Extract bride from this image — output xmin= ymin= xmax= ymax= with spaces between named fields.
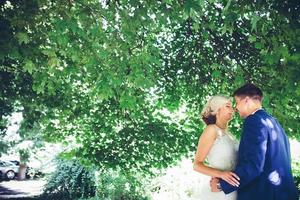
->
xmin=193 ymin=95 xmax=239 ymax=200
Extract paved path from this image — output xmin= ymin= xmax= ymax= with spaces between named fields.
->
xmin=0 ymin=179 xmax=46 ymax=199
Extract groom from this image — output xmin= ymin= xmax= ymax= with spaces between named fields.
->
xmin=211 ymin=83 xmax=299 ymax=200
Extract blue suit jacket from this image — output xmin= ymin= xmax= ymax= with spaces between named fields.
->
xmin=220 ymin=109 xmax=298 ymax=200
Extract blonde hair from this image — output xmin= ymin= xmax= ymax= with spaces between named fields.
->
xmin=201 ymin=95 xmax=231 ymax=124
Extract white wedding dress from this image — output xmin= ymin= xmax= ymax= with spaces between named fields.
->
xmin=193 ymin=125 xmax=239 ymax=200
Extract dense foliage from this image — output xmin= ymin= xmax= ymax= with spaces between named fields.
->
xmin=41 ymin=159 xmax=150 ymax=200
xmin=42 ymin=159 xmax=96 ymax=200
xmin=1 ymin=0 xmax=299 ymax=172
xmin=95 ymin=168 xmax=150 ymax=200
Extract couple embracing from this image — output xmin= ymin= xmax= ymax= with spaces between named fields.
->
xmin=194 ymin=83 xmax=299 ymax=200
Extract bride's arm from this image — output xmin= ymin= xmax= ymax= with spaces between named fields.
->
xmin=193 ymin=125 xmax=219 ymax=176
xmin=193 ymin=125 xmax=239 ymax=186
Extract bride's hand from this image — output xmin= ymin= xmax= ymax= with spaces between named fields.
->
xmin=218 ymin=171 xmax=240 ymax=187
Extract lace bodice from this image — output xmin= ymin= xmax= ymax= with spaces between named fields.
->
xmin=206 ymin=126 xmax=238 ymax=171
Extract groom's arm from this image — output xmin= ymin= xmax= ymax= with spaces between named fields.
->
xmin=220 ymin=116 xmax=268 ymax=194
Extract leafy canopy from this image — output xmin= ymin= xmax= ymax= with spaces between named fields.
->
xmin=1 ymin=0 xmax=299 ymax=171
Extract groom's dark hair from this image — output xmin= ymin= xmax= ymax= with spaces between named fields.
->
xmin=233 ymin=83 xmax=263 ymax=101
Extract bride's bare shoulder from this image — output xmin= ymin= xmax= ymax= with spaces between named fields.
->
xmin=204 ymin=124 xmax=216 ymax=131
xmin=201 ymin=124 xmax=217 ymax=137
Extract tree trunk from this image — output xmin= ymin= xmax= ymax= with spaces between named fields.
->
xmin=18 ymin=164 xmax=27 ymax=180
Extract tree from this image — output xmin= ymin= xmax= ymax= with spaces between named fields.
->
xmin=0 ymin=0 xmax=299 ymax=173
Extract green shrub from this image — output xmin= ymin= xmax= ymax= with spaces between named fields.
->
xmin=41 ymin=159 xmax=150 ymax=200
xmin=292 ymin=159 xmax=300 ymax=194
xmin=41 ymin=159 xmax=96 ymax=200
xmin=94 ymin=169 xmax=151 ymax=200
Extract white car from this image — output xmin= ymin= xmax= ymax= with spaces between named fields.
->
xmin=0 ymin=160 xmax=19 ymax=180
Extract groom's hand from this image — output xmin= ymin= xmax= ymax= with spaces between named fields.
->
xmin=210 ymin=177 xmax=221 ymax=192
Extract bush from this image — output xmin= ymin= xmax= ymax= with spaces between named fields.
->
xmin=94 ymin=168 xmax=151 ymax=200
xmin=41 ymin=159 xmax=150 ymax=200
xmin=292 ymin=160 xmax=300 ymax=194
xmin=41 ymin=159 xmax=96 ymax=200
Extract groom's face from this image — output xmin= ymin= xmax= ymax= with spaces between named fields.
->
xmin=234 ymin=96 xmax=248 ymax=118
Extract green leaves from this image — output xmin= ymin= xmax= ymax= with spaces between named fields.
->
xmin=119 ymin=91 xmax=137 ymax=110
xmin=212 ymin=70 xmax=221 ymax=78
xmin=1 ymin=0 xmax=300 ymax=176
xmin=183 ymin=0 xmax=204 ymax=19
xmin=16 ymin=32 xmax=30 ymax=44
xmin=254 ymin=42 xmax=263 ymax=49
xmin=251 ymin=14 xmax=260 ymax=32
xmin=224 ymin=0 xmax=232 ymax=11
xmin=24 ymin=59 xmax=34 ymax=74
xmin=248 ymin=35 xmax=256 ymax=43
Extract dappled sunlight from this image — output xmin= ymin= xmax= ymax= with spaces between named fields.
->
xmin=271 ymin=130 xmax=278 ymax=141
xmin=290 ymin=139 xmax=300 ymax=160
xmin=3 ymin=113 xmax=23 ymax=142
xmin=268 ymin=170 xmax=281 ymax=186
xmin=150 ymin=158 xmax=210 ymax=200
xmin=0 ymin=180 xmax=46 ymax=199
xmin=261 ymin=118 xmax=274 ymax=129
xmin=261 ymin=140 xmax=267 ymax=151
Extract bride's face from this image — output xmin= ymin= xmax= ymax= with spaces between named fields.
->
xmin=217 ymin=101 xmax=234 ymax=121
